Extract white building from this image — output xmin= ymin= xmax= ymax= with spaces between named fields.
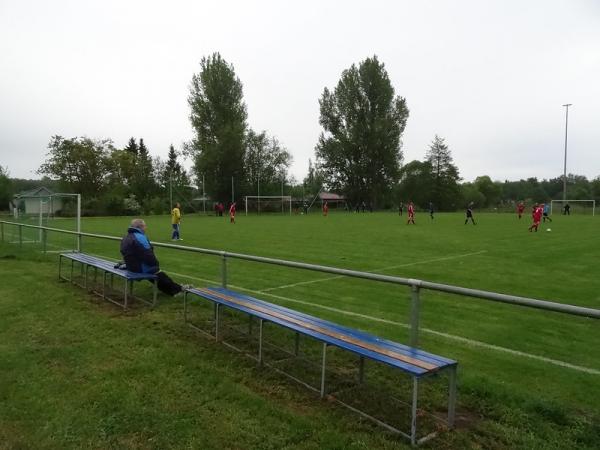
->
xmin=14 ymin=187 xmax=63 ymax=215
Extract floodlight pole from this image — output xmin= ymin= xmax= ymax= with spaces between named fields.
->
xmin=562 ymin=103 xmax=572 ymax=201
xmin=169 ymin=172 xmax=173 ymax=209
xmin=202 ymin=174 xmax=206 ymax=214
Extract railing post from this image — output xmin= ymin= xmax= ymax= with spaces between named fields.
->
xmin=221 ymin=252 xmax=227 ymax=288
xmin=77 ymin=233 xmax=82 ymax=252
xmin=42 ymin=229 xmax=47 ymax=254
xmin=18 ymin=224 xmax=22 ymax=248
xmin=410 ymin=282 xmax=420 ymax=348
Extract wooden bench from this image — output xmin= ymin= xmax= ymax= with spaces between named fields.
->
xmin=59 ymin=252 xmax=158 ymax=309
xmin=184 ymin=286 xmax=457 ymax=445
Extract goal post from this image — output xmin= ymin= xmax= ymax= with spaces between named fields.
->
xmin=550 ymin=199 xmax=595 ymax=216
xmin=11 ymin=193 xmax=81 ymax=248
xmin=244 ymin=196 xmax=292 ymax=215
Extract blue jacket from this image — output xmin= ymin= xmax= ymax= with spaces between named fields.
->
xmin=120 ymin=227 xmax=159 ymax=274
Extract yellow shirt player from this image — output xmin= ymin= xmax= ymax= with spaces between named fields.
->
xmin=171 ymin=202 xmax=182 ymax=240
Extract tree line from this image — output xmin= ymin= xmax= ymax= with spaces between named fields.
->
xmin=1 ymin=52 xmax=599 ymax=214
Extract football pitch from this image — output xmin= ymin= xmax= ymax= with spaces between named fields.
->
xmin=1 ymin=211 xmax=599 ymax=448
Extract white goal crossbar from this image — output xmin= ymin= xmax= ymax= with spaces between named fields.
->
xmin=244 ymin=196 xmax=292 ymax=215
xmin=550 ymin=199 xmax=595 ymax=216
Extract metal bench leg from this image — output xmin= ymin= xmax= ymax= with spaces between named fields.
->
xmin=70 ymin=259 xmax=74 ymax=284
xmin=123 ymin=278 xmax=128 ymax=310
xmin=215 ymin=303 xmax=221 ymax=341
xmin=258 ymin=319 xmax=263 ymax=365
xmin=359 ymin=356 xmax=365 ymax=384
xmin=320 ymin=343 xmax=327 ymax=398
xmin=152 ymin=281 xmax=158 ymax=307
xmin=448 ymin=366 xmax=457 ymax=428
xmin=84 ymin=264 xmax=89 ymax=289
xmin=102 ymin=271 xmax=107 ymax=299
xmin=183 ymin=290 xmax=188 ymax=322
xmin=411 ymin=377 xmax=418 ymax=446
xmin=58 ymin=255 xmax=63 ymax=281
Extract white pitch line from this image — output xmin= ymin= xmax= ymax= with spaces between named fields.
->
xmin=167 ymin=271 xmax=600 ymax=376
xmin=261 ymin=250 xmax=488 ymax=292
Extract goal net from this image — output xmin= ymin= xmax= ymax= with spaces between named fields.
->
xmin=11 ymin=193 xmax=81 ymax=249
xmin=244 ymin=196 xmax=292 ymax=215
xmin=550 ymin=199 xmax=595 ymax=216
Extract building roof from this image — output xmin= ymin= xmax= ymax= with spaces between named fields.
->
xmin=14 ymin=187 xmax=55 ymax=198
xmin=319 ymin=192 xmax=345 ymax=201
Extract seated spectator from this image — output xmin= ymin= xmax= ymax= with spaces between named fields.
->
xmin=120 ymin=218 xmax=185 ymax=296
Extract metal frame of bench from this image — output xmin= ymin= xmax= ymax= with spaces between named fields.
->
xmin=184 ymin=286 xmax=457 ymax=446
xmin=58 ymin=252 xmax=158 ymax=309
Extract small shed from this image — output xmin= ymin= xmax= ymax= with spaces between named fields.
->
xmin=14 ymin=187 xmax=63 ymax=215
xmin=319 ymin=192 xmax=346 ymax=209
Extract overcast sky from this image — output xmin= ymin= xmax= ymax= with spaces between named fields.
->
xmin=1 ymin=0 xmax=599 ymax=184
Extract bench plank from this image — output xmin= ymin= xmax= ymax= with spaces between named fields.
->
xmin=188 ymin=287 xmax=456 ymax=376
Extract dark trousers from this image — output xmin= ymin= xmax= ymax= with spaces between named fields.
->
xmin=153 ymin=271 xmax=181 ymax=296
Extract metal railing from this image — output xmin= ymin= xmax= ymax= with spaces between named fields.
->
xmin=1 ymin=219 xmax=599 ymax=349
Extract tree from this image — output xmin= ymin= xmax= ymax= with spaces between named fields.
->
xmin=161 ymin=144 xmax=191 ymax=205
xmin=303 ymin=158 xmax=326 ymax=200
xmin=474 ymin=176 xmax=502 ymax=207
xmin=244 ymin=130 xmax=292 ymax=195
xmin=396 ymin=160 xmax=433 ymax=208
xmin=426 ymin=135 xmax=461 ymax=210
xmin=315 ymin=55 xmax=409 ymax=208
xmin=124 ymin=137 xmax=138 ymax=156
xmin=0 ymin=166 xmax=13 ymax=210
xmin=131 ymin=138 xmax=156 ymax=206
xmin=188 ymin=52 xmax=247 ymax=202
xmin=38 ymin=136 xmax=111 ymax=198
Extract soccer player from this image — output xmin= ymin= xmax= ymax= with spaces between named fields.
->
xmin=465 ymin=205 xmax=476 ymax=225
xmin=322 ymin=201 xmax=329 ymax=216
xmin=542 ymin=203 xmax=552 ymax=222
xmin=528 ymin=204 xmax=543 ymax=232
xmin=429 ymin=202 xmax=434 ymax=220
xmin=171 ymin=202 xmax=182 ymax=241
xmin=517 ymin=201 xmax=525 ymax=219
xmin=563 ymin=203 xmax=571 ymax=215
xmin=407 ymin=201 xmax=415 ymax=225
xmin=229 ymin=201 xmax=236 ymax=224
xmin=398 ymin=202 xmax=404 ymax=216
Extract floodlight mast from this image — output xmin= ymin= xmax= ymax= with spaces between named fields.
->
xmin=562 ymin=103 xmax=572 ymax=201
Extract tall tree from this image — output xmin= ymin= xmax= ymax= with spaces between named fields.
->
xmin=426 ymin=135 xmax=461 ymax=210
xmin=124 ymin=137 xmax=138 ymax=156
xmin=315 ymin=55 xmax=409 ymax=207
xmin=131 ymin=138 xmax=156 ymax=205
xmin=162 ymin=144 xmax=191 ymax=196
xmin=38 ymin=136 xmax=111 ymax=198
xmin=188 ymin=52 xmax=247 ymax=202
xmin=244 ymin=130 xmax=292 ymax=194
xmin=396 ymin=160 xmax=434 ymax=208
xmin=0 ymin=166 xmax=13 ymax=210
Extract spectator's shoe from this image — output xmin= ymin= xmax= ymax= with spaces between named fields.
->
xmin=178 ymin=238 xmax=184 ymax=241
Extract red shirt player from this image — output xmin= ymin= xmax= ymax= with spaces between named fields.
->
xmin=517 ymin=202 xmax=525 ymax=219
xmin=528 ymin=204 xmax=543 ymax=232
xmin=322 ymin=201 xmax=329 ymax=216
xmin=229 ymin=202 xmax=236 ymax=224
xmin=407 ymin=201 xmax=415 ymax=225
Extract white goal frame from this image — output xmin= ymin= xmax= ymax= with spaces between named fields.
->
xmin=244 ymin=196 xmax=292 ymax=215
xmin=14 ymin=193 xmax=81 ymax=246
xmin=550 ymin=199 xmax=595 ymax=216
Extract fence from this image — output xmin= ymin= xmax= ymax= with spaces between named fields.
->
xmin=1 ymin=219 xmax=599 ymax=351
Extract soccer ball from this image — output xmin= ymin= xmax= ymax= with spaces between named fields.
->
xmin=546 ymin=228 xmax=552 ymax=232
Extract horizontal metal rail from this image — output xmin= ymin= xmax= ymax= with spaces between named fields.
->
xmin=2 ymin=220 xmax=600 ymax=320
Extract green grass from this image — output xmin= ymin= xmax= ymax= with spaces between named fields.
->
xmin=1 ymin=211 xmax=599 ymax=449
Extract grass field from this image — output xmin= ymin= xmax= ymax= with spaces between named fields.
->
xmin=1 ymin=211 xmax=599 ymax=449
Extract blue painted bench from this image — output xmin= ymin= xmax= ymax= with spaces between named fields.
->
xmin=59 ymin=252 xmax=157 ymax=309
xmin=184 ymin=286 xmax=457 ymax=445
